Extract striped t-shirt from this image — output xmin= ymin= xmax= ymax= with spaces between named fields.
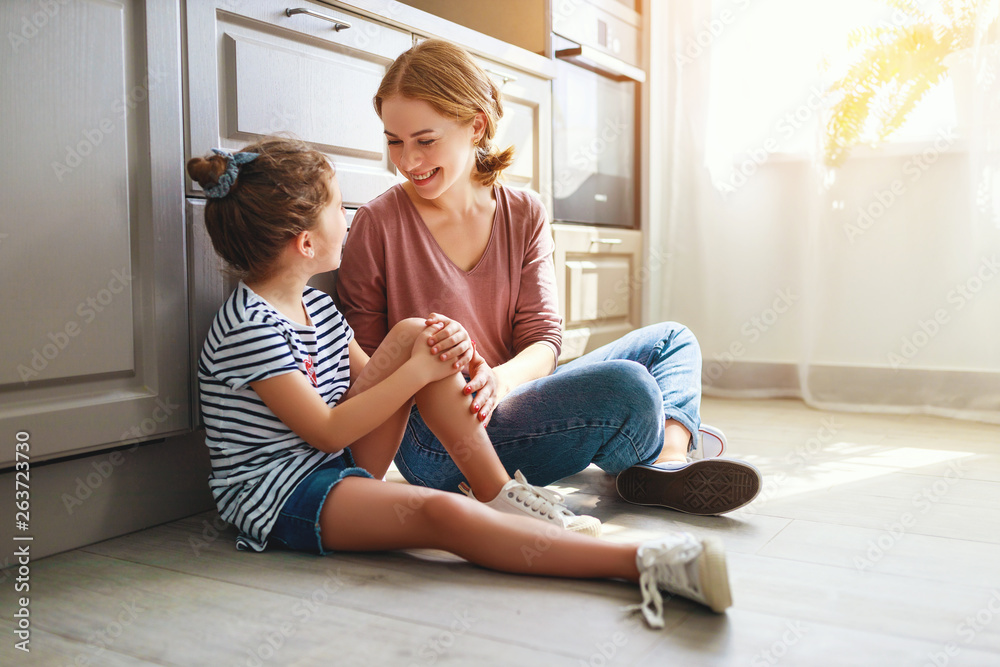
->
xmin=198 ymin=281 xmax=353 ymax=551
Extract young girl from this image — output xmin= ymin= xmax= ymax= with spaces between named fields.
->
xmin=187 ymin=136 xmax=732 ymax=629
xmin=337 ymin=38 xmax=762 ymax=516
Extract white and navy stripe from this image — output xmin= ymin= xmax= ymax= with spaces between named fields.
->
xmin=199 ymin=282 xmax=353 ymax=551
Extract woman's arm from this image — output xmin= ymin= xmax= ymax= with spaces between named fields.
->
xmin=251 ymin=336 xmax=455 ymax=454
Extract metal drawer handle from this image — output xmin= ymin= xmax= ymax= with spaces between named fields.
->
xmin=591 ymin=238 xmax=623 ymax=246
xmin=285 ymin=7 xmax=352 ymax=31
xmin=485 ymin=68 xmax=518 ymax=85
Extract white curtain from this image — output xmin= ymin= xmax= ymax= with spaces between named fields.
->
xmin=650 ymin=0 xmax=1000 ymax=424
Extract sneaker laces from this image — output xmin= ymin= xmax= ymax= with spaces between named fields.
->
xmin=509 ymin=470 xmax=573 ymax=520
xmin=628 ymin=535 xmax=703 ymax=628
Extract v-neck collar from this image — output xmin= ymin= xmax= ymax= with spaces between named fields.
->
xmin=395 ymin=184 xmax=500 ymax=276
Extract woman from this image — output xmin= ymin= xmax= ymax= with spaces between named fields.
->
xmin=337 ymin=39 xmax=761 ymax=516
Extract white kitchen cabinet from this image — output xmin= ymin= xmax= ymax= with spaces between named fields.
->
xmin=0 ymin=0 xmax=190 ymax=465
xmin=552 ymin=224 xmax=643 ymax=361
xmin=185 ymin=0 xmax=413 ymax=207
xmin=474 ymin=56 xmax=553 ymax=213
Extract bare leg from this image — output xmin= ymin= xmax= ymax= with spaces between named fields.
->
xmin=415 ymin=374 xmax=509 ymax=501
xmin=344 ymin=319 xmax=427 ymax=478
xmin=346 ymin=318 xmax=514 ymax=497
xmin=321 ymin=477 xmax=638 ymax=580
xmin=653 ymin=419 xmax=692 ymax=464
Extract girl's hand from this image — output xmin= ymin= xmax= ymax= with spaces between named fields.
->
xmin=423 ymin=313 xmax=475 ymax=371
xmin=463 ymin=353 xmax=507 ymax=427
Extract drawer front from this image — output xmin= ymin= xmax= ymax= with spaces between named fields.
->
xmin=553 ymin=225 xmax=643 ymax=361
xmin=187 ymin=1 xmax=412 ymax=205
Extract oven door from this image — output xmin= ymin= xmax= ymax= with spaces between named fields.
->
xmin=552 ymin=49 xmax=641 ymax=228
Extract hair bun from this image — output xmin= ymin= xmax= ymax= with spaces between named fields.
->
xmin=186 ymin=154 xmax=228 ymax=190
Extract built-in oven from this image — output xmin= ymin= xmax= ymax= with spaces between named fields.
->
xmin=551 ymin=0 xmax=645 ymax=229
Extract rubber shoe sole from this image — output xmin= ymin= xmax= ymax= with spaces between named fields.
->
xmin=698 ymin=537 xmax=733 ymax=612
xmin=616 ymin=459 xmax=762 ymax=515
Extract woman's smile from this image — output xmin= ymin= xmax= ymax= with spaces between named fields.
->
xmin=410 ymin=167 xmax=440 ymax=184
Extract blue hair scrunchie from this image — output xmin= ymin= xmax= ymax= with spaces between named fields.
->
xmin=204 ymin=148 xmax=260 ymax=198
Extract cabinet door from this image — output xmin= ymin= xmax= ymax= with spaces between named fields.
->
xmin=186 ymin=1 xmax=412 ymax=207
xmin=0 ymin=0 xmax=189 ymax=465
xmin=552 ymin=225 xmax=643 ymax=361
xmin=475 ymin=57 xmax=553 ymax=213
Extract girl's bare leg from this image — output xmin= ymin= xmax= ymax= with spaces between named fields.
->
xmin=414 ymin=375 xmax=510 ymax=501
xmin=347 ymin=318 xmax=512 ymax=499
xmin=320 ymin=477 xmax=639 ymax=580
xmin=345 ymin=319 xmax=428 ymax=478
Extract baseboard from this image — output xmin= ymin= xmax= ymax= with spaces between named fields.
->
xmin=703 ymin=361 xmax=1000 ymax=422
xmin=0 ymin=430 xmax=215 ymax=566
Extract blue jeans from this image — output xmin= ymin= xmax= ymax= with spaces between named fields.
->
xmin=393 ymin=322 xmax=702 ymax=491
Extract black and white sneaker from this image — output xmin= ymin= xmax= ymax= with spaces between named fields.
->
xmin=616 ymin=458 xmax=762 ymax=515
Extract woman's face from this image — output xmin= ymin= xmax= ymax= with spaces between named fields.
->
xmin=380 ymin=95 xmax=483 ymax=200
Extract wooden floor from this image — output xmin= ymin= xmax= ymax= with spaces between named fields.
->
xmin=3 ymin=397 xmax=1000 ymax=666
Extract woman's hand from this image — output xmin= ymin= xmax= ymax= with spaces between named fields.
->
xmin=423 ymin=313 xmax=475 ymax=371
xmin=463 ymin=353 xmax=508 ymax=427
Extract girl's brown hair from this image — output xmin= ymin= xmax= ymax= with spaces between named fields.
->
xmin=374 ymin=39 xmax=515 ymax=187
xmin=186 ymin=137 xmax=333 ymax=282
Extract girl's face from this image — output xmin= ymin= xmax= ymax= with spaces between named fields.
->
xmin=380 ymin=96 xmax=483 ymax=200
xmin=312 ymin=173 xmax=348 ymax=271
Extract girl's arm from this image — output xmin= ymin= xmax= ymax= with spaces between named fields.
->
xmin=251 ymin=335 xmax=454 ymax=454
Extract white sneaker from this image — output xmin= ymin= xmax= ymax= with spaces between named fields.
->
xmin=460 ymin=470 xmax=602 ymax=537
xmin=630 ymin=532 xmax=731 ymax=628
xmin=690 ymin=424 xmax=727 ymax=459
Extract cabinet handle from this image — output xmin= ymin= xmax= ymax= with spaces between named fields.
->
xmin=591 ymin=238 xmax=623 ymax=246
xmin=285 ymin=7 xmax=352 ymax=31
xmin=485 ymin=68 xmax=518 ymax=85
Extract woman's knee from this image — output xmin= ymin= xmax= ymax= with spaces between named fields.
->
xmin=591 ymin=360 xmax=660 ymax=406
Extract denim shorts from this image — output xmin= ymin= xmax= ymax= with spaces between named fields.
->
xmin=268 ymin=449 xmax=372 ymax=555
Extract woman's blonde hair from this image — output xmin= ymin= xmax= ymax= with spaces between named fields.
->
xmin=374 ymin=39 xmax=515 ymax=187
